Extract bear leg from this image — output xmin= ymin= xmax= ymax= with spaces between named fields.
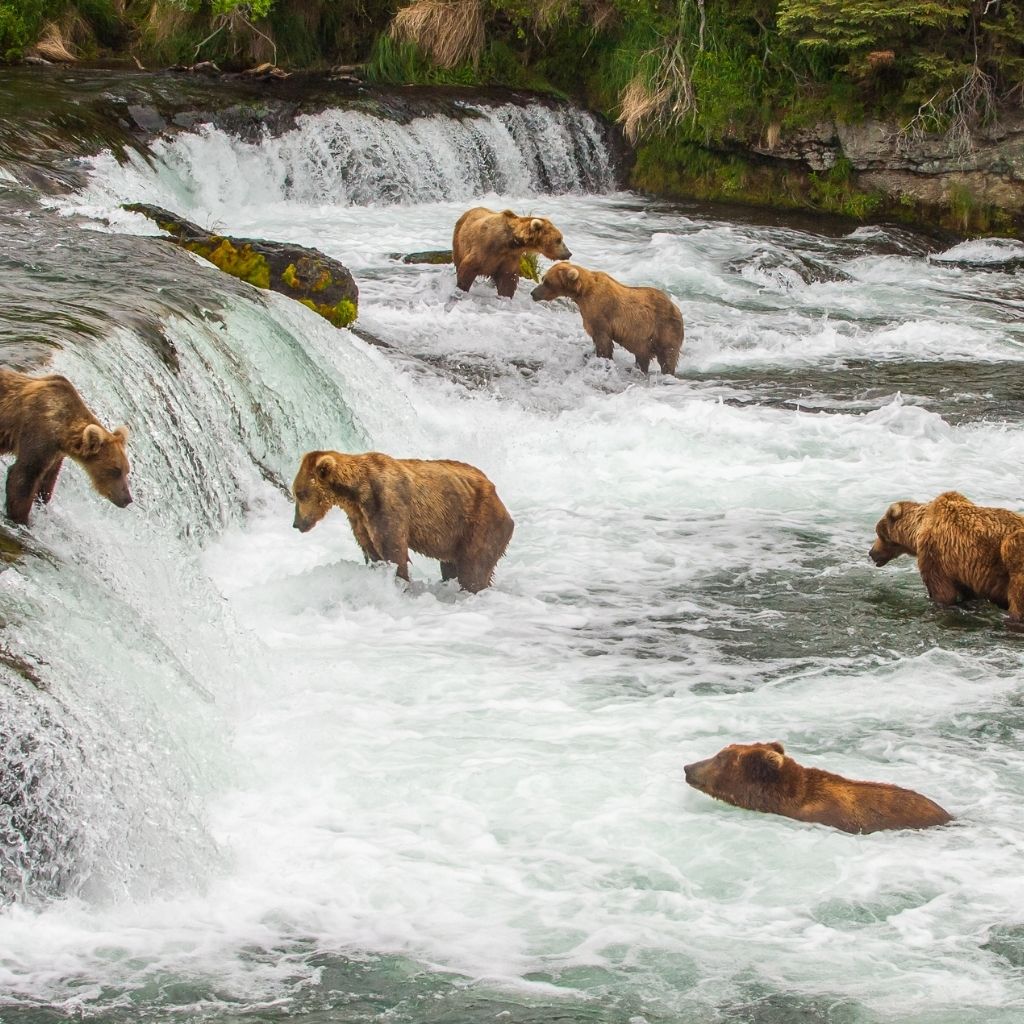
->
xmin=1001 ymin=532 xmax=1024 ymax=621
xmin=656 ymin=341 xmax=680 ymax=375
xmin=440 ymin=561 xmax=458 ymax=582
xmin=456 ymin=508 xmax=514 ymax=593
xmin=37 ymin=457 xmax=63 ymax=504
xmin=347 ymin=515 xmax=383 ymax=564
xmin=456 ymin=263 xmax=479 ymax=292
xmin=366 ymin=516 xmax=411 ymax=582
xmin=5 ymin=457 xmax=48 ymax=526
xmin=917 ymin=553 xmax=960 ymax=606
xmin=633 ymin=352 xmax=651 ymax=374
xmin=591 ymin=333 xmax=614 ymax=360
xmin=493 ymin=272 xmax=518 ymax=299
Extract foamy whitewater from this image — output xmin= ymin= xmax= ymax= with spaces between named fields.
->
xmin=3 ymin=99 xmax=1024 ymax=1023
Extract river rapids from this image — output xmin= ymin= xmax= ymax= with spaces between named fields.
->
xmin=0 ymin=74 xmax=1023 ymax=1024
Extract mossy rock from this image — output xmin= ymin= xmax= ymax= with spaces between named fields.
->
xmin=123 ymin=203 xmax=359 ymax=328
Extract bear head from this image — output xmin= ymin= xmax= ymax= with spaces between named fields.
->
xmin=292 ymin=451 xmax=363 ymax=532
xmin=684 ymin=741 xmax=787 ymax=811
xmin=531 ymin=262 xmax=583 ymax=303
xmin=72 ymin=423 xmax=132 ymax=508
xmin=507 ymin=213 xmax=571 ymax=261
xmin=869 ymin=500 xmax=923 ymax=566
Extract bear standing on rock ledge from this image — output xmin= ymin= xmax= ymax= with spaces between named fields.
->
xmin=292 ymin=450 xmax=514 ymax=593
xmin=0 ymin=368 xmax=132 ymax=526
xmin=685 ymin=742 xmax=952 ymax=834
xmin=452 ymin=207 xmax=571 ymax=298
xmin=870 ymin=490 xmax=1024 ymax=621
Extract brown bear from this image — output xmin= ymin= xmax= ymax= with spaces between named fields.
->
xmin=530 ymin=262 xmax=684 ymax=375
xmin=0 ymin=368 xmax=132 ymax=526
xmin=870 ymin=490 xmax=1024 ymax=620
xmin=684 ymin=742 xmax=952 ymax=834
xmin=292 ymin=450 xmax=514 ymax=593
xmin=452 ymin=206 xmax=571 ymax=298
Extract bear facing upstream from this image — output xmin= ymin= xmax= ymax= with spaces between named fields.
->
xmin=870 ymin=490 xmax=1024 ymax=621
xmin=0 ymin=368 xmax=132 ymax=526
xmin=684 ymin=742 xmax=952 ymax=834
xmin=292 ymin=450 xmax=514 ymax=593
xmin=452 ymin=207 xmax=571 ymax=298
xmin=530 ymin=262 xmax=684 ymax=375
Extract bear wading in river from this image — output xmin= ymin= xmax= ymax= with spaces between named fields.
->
xmin=530 ymin=262 xmax=683 ymax=375
xmin=452 ymin=207 xmax=571 ymax=298
xmin=684 ymin=741 xmax=952 ymax=834
xmin=0 ymin=368 xmax=132 ymax=526
xmin=870 ymin=490 xmax=1024 ymax=621
xmin=292 ymin=450 xmax=514 ymax=593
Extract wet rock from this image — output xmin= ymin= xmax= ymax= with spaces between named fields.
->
xmin=124 ymin=203 xmax=358 ymax=328
xmin=747 ymin=112 xmax=1024 ymax=218
xmin=727 ymin=246 xmax=852 ymax=289
xmin=127 ymin=104 xmax=166 ymax=134
xmin=396 ymin=249 xmax=454 ymax=264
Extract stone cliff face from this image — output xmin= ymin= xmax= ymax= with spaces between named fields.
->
xmin=750 ymin=113 xmax=1024 ymax=222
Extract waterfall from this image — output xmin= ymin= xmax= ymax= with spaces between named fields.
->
xmin=2 ymin=94 xmax=619 ymax=905
xmin=85 ymin=100 xmax=618 ymax=217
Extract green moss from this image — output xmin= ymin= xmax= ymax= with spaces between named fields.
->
xmin=518 ymin=252 xmax=540 ymax=282
xmin=187 ymin=238 xmax=271 ymax=290
xmin=299 ymin=297 xmax=358 ymax=329
xmin=632 ymin=136 xmax=892 ymax=222
xmin=808 ymin=157 xmax=883 ymax=217
xmin=282 ymin=259 xmax=333 ymax=292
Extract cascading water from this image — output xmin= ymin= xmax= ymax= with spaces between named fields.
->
xmin=3 ymin=83 xmax=1024 ymax=1023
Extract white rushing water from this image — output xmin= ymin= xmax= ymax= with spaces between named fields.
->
xmin=4 ymin=99 xmax=1024 ymax=1023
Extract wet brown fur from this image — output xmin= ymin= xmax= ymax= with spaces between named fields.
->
xmin=684 ymin=741 xmax=952 ymax=834
xmin=530 ymin=262 xmax=684 ymax=375
xmin=292 ymin=450 xmax=514 ymax=593
xmin=452 ymin=206 xmax=571 ymax=298
xmin=0 ymin=368 xmax=132 ymax=526
xmin=870 ymin=491 xmax=1024 ymax=620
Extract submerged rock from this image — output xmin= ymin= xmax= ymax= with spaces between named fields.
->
xmin=394 ymin=249 xmax=540 ymax=280
xmin=397 ymin=249 xmax=454 ymax=264
xmin=123 ymin=203 xmax=358 ymax=328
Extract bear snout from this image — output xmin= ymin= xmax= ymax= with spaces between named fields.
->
xmin=868 ymin=542 xmax=892 ymax=566
xmin=557 ymin=245 xmax=572 ymax=260
xmin=115 ymin=492 xmax=133 ymax=508
xmin=684 ymin=758 xmax=711 ymax=789
xmin=530 ymin=285 xmax=547 ymax=302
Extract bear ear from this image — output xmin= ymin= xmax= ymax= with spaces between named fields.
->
xmin=80 ymin=423 xmax=105 ymax=456
xmin=767 ymin=741 xmax=785 ymax=756
xmin=886 ymin=501 xmax=907 ymax=522
xmin=746 ymin=746 xmax=784 ymax=781
xmin=564 ymin=266 xmax=579 ymax=284
xmin=500 ymin=209 xmax=517 ymax=218
xmin=113 ymin=425 xmax=130 ymax=445
xmin=530 ymin=218 xmax=543 ymax=233
xmin=314 ymin=453 xmax=337 ymax=482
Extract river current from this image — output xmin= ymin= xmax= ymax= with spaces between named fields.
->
xmin=1 ymin=84 xmax=1024 ymax=1024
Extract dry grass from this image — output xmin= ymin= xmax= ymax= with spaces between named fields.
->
xmin=896 ymin=65 xmax=998 ymax=158
xmin=389 ymin=0 xmax=485 ymax=69
xmin=143 ymin=1 xmax=194 ymax=54
xmin=32 ymin=21 xmax=78 ymax=62
xmin=617 ymin=41 xmax=696 ymax=143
